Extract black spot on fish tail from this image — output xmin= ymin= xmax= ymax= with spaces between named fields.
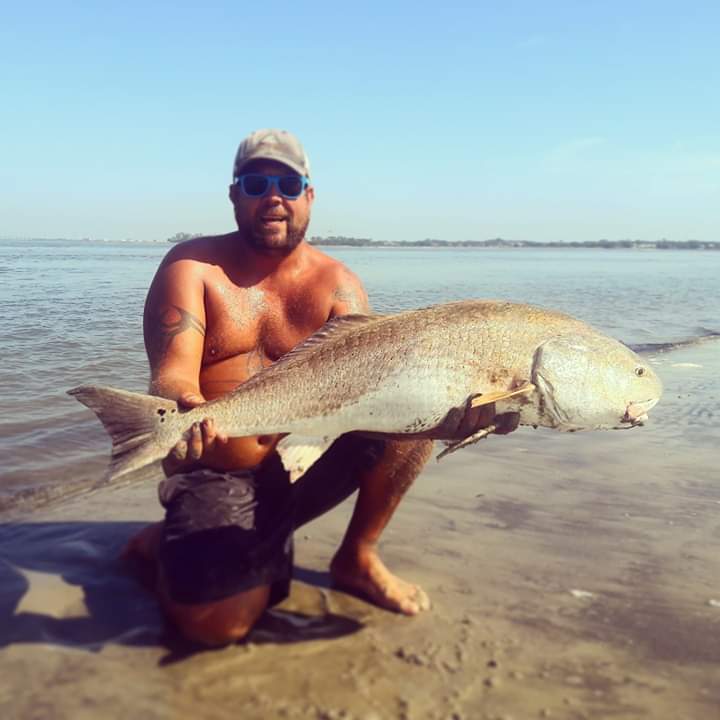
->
xmin=67 ymin=385 xmax=179 ymax=481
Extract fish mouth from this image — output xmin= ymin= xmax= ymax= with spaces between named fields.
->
xmin=621 ymin=398 xmax=659 ymax=427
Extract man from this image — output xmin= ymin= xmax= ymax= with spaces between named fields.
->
xmin=125 ymin=129 xmax=507 ymax=646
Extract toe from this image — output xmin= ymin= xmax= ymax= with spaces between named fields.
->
xmin=398 ymin=586 xmax=430 ymax=615
xmin=413 ymin=587 xmax=431 ymax=612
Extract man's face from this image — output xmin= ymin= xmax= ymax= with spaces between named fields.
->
xmin=229 ymin=159 xmax=314 ymax=255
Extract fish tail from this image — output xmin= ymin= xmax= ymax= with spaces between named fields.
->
xmin=68 ymin=385 xmax=180 ymax=482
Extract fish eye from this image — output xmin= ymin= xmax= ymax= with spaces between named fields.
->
xmin=634 ymin=366 xmax=646 ymax=377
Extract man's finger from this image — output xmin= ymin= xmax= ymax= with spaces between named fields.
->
xmin=494 ymin=412 xmax=520 ymax=435
xmin=204 ymin=416 xmax=228 ymax=444
xmin=172 ymin=439 xmax=188 ymax=460
xmin=188 ymin=423 xmax=203 ymax=459
xmin=457 ymin=401 xmax=496 ymax=437
xmin=473 ymin=403 xmax=496 ymax=427
xmin=202 ymin=418 xmax=216 ymax=450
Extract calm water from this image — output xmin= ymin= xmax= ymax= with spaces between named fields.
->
xmin=1 ymin=239 xmax=718 ymax=508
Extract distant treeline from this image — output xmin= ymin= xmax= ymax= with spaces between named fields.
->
xmin=309 ymin=236 xmax=720 ymax=250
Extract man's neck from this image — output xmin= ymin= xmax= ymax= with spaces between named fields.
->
xmin=233 ymin=232 xmax=309 ymax=278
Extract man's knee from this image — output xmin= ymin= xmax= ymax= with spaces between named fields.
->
xmin=163 ymin=584 xmax=271 ymax=646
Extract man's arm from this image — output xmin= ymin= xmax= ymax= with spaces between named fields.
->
xmin=144 ymin=253 xmax=207 ymax=401
xmin=143 ymin=251 xmax=226 ymax=468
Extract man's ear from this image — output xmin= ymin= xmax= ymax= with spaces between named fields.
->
xmin=229 ymin=184 xmax=239 ymax=203
xmin=306 ymin=185 xmax=315 ymax=205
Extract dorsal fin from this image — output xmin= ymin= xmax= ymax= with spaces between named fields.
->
xmin=269 ymin=313 xmax=381 ymax=370
xmin=236 ymin=313 xmax=383 ymax=394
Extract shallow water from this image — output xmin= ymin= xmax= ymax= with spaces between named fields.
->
xmin=1 ymin=239 xmax=718 ymax=508
xmin=1 ymin=241 xmax=719 ymax=719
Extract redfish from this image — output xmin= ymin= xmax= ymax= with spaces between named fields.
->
xmin=69 ymin=300 xmax=662 ymax=483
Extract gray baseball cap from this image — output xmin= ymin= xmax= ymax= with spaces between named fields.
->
xmin=233 ymin=129 xmax=311 ymax=179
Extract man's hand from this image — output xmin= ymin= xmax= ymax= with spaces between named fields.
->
xmin=435 ymin=400 xmax=521 ymax=461
xmin=457 ymin=401 xmax=520 ymax=438
xmin=163 ymin=392 xmax=229 ymax=473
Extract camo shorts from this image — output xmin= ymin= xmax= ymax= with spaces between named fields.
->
xmin=157 ymin=434 xmax=386 ymax=606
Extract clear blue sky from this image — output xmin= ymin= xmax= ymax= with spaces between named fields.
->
xmin=2 ymin=1 xmax=718 ymax=242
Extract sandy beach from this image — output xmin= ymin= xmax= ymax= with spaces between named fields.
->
xmin=1 ymin=342 xmax=718 ymax=720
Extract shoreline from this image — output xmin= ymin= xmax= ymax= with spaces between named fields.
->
xmin=3 ymin=237 xmax=719 ymax=250
xmin=312 ymin=242 xmax=720 ymax=250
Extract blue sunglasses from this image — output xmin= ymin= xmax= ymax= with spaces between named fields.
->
xmin=234 ymin=174 xmax=310 ymax=199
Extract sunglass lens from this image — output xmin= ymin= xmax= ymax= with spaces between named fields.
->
xmin=241 ymin=175 xmax=270 ymax=196
xmin=278 ymin=176 xmax=304 ymax=198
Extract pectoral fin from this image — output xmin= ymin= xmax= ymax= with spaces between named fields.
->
xmin=436 ymin=424 xmax=497 ymax=461
xmin=470 ymin=383 xmax=535 ymax=407
xmin=276 ymin=434 xmax=338 ymax=483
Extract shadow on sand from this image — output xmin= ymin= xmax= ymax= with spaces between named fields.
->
xmin=0 ymin=522 xmax=363 ymax=663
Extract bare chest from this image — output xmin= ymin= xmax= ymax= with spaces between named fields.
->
xmin=202 ymin=280 xmax=331 ymax=368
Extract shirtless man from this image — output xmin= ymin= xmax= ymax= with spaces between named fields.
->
xmin=126 ymin=129 xmax=506 ymax=646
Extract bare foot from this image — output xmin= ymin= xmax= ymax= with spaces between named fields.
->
xmin=120 ymin=522 xmax=163 ymax=592
xmin=330 ymin=546 xmax=430 ymax=616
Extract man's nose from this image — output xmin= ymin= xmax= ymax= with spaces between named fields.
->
xmin=262 ymin=191 xmax=283 ymax=205
xmin=264 ymin=180 xmax=283 ymax=202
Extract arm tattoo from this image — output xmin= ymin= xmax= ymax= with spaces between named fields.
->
xmin=147 ymin=305 xmax=205 ymax=363
xmin=333 ymin=283 xmax=369 ymax=314
xmin=160 ymin=305 xmax=205 ymax=338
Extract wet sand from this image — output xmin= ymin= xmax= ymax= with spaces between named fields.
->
xmin=1 ymin=345 xmax=719 ymax=720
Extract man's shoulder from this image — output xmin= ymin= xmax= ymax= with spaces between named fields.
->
xmin=304 ymin=243 xmax=363 ymax=287
xmin=302 ymin=244 xmax=369 ymax=313
xmin=161 ymin=233 xmax=236 ymax=272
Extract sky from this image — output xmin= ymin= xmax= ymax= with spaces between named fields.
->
xmin=1 ymin=1 xmax=718 ymax=243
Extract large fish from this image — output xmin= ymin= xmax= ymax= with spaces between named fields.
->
xmin=69 ymin=300 xmax=662 ymax=483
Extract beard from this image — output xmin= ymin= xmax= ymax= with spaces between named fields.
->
xmin=237 ymin=210 xmax=309 ymax=256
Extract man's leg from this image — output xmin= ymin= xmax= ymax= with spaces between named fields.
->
xmin=327 ymin=404 xmax=516 ymax=613
xmin=122 ymin=524 xmax=270 ymax=646
xmin=158 ymin=577 xmax=271 ymax=647
xmin=329 ymin=439 xmax=434 ymax=615
xmin=123 ymin=466 xmax=294 ymax=646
